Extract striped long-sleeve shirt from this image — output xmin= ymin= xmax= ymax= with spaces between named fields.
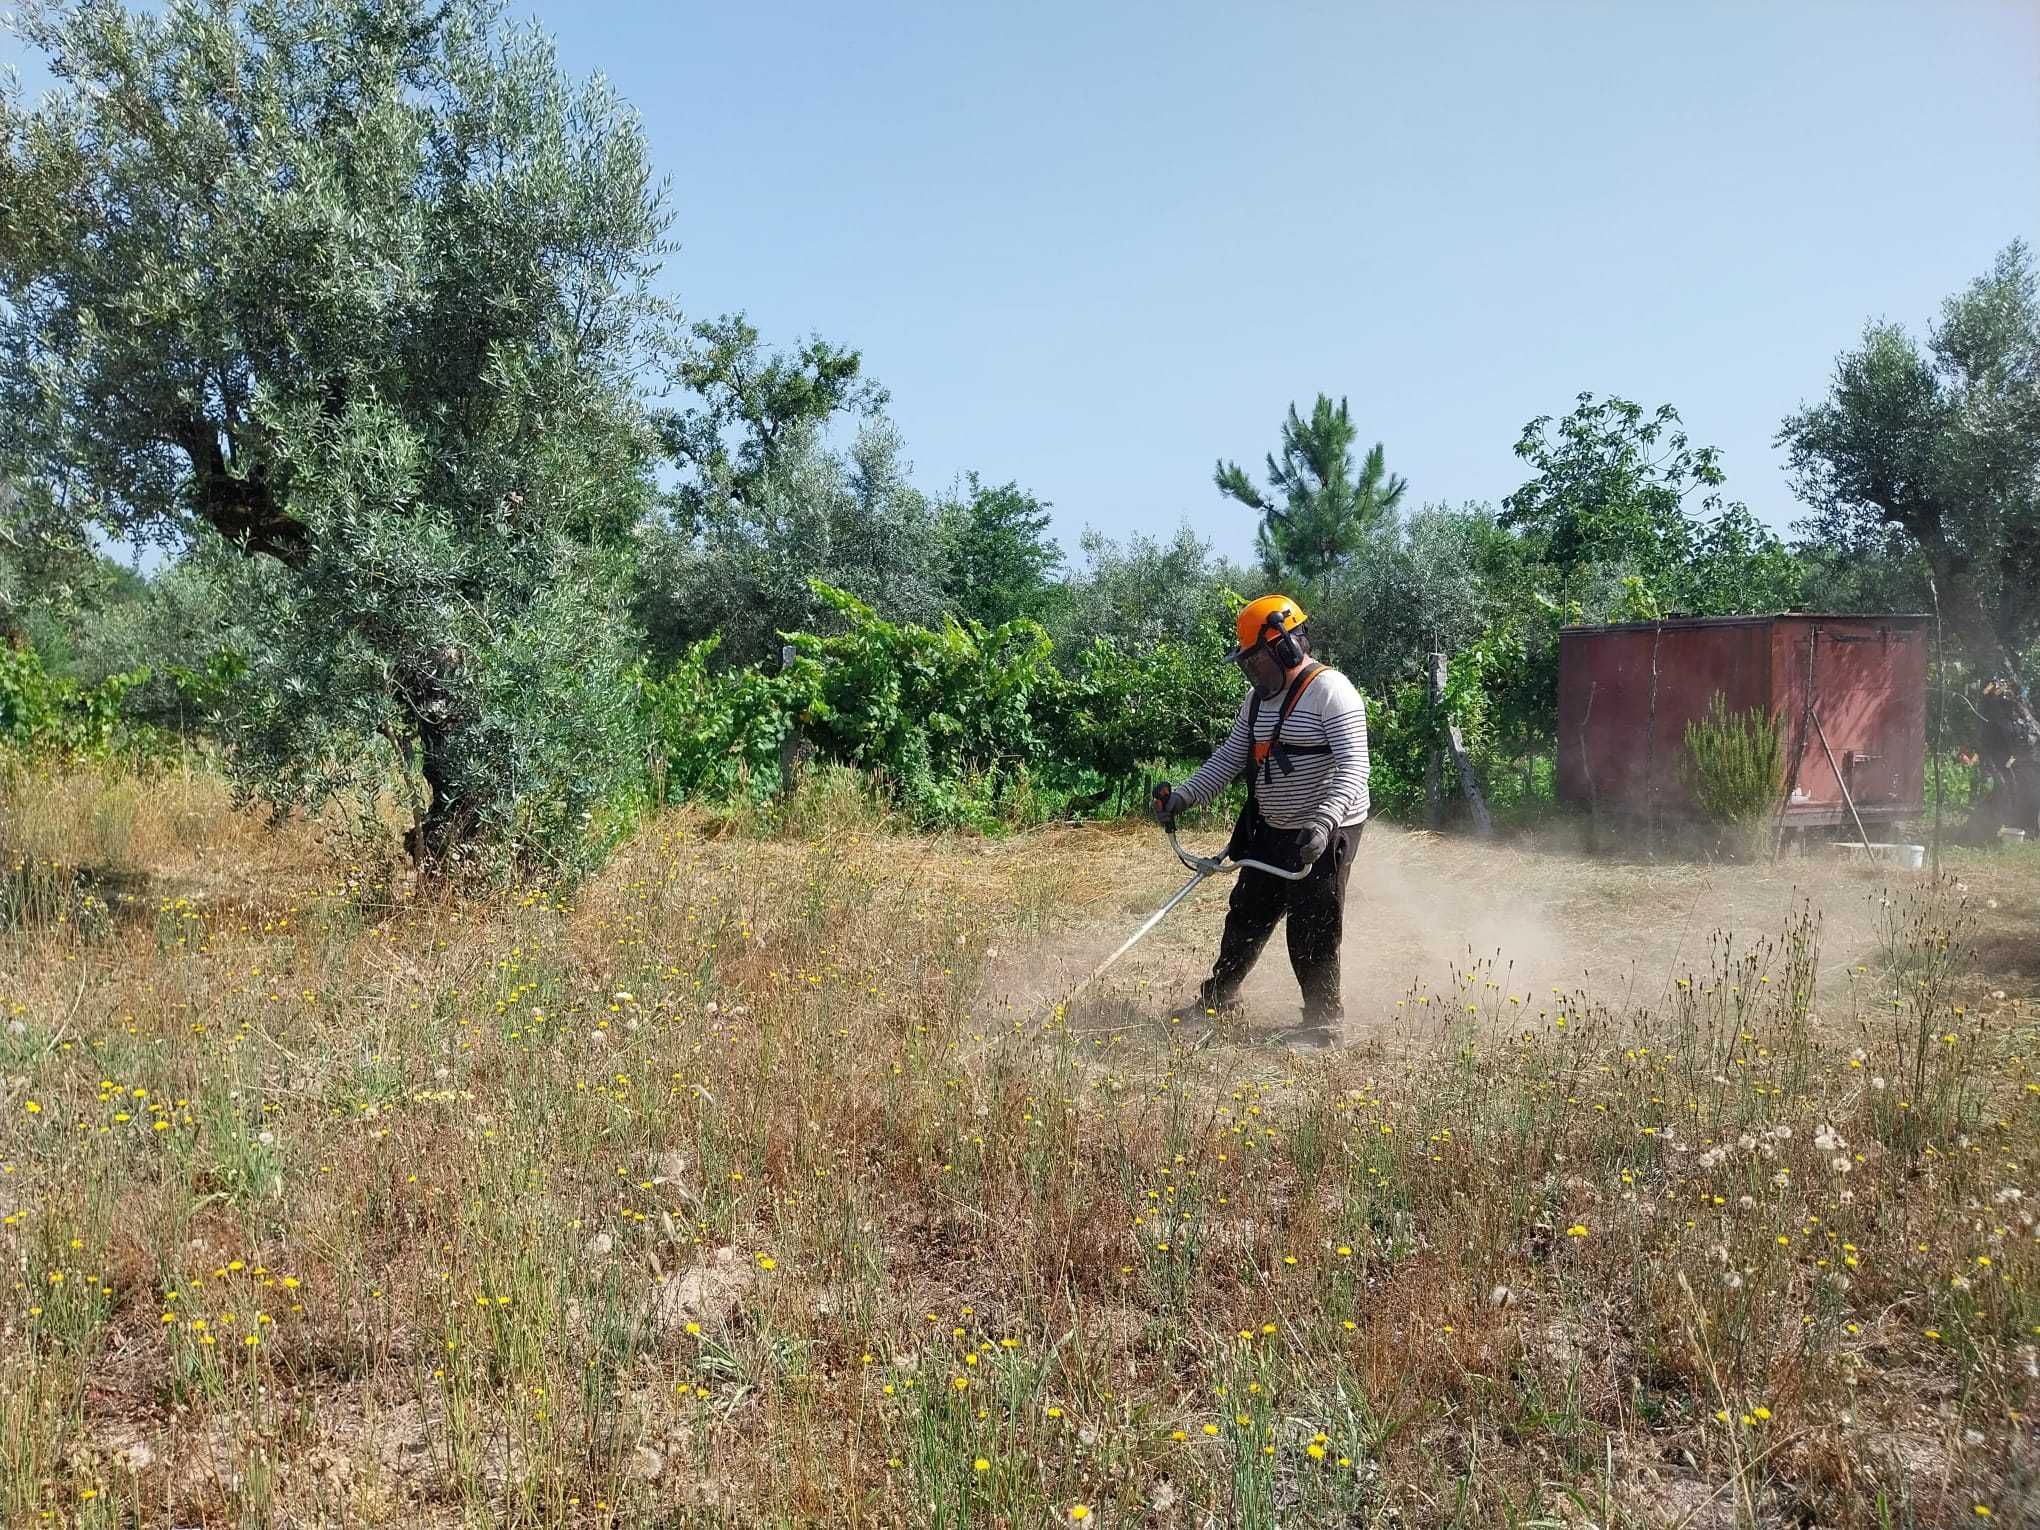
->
xmin=1174 ymin=666 xmax=1371 ymax=829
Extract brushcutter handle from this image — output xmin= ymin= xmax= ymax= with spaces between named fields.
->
xmin=1165 ymin=825 xmax=1311 ymax=882
xmin=1150 ymin=780 xmax=1180 ymax=828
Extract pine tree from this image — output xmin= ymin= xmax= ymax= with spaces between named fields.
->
xmin=1216 ymin=396 xmax=1406 ymax=583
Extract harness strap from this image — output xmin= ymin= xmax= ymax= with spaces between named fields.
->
xmin=1248 ymin=663 xmax=1329 ymax=793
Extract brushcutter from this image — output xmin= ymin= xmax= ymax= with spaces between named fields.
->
xmin=1057 ymin=818 xmax=1309 ymax=1012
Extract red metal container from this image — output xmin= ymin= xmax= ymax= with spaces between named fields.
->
xmin=1557 ymin=614 xmax=1928 ymax=828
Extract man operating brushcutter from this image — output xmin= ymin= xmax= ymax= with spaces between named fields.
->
xmin=1150 ymin=595 xmax=1370 ymax=1044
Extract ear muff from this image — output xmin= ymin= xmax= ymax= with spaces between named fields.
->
xmin=1266 ymin=615 xmax=1306 ymax=670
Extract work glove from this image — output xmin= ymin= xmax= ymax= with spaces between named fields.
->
xmin=1293 ymin=817 xmax=1333 ymax=869
xmin=1151 ymin=782 xmax=1181 ymax=827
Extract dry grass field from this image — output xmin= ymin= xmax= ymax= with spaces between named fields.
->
xmin=3 ymin=765 xmax=2037 ymax=1528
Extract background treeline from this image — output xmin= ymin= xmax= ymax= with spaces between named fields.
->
xmin=4 ymin=1 xmax=2036 ymax=873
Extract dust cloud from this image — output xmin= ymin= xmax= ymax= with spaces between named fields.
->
xmin=975 ymin=822 xmax=1921 ymax=1043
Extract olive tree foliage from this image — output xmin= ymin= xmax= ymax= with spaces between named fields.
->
xmin=638 ymin=415 xmax=949 ymax=668
xmin=0 ymin=0 xmax=676 ymax=870
xmin=1793 ymin=537 xmax=1931 ymax=618
xmin=839 ymin=422 xmax=952 ymax=627
xmin=0 ymin=474 xmax=120 ymax=647
xmin=657 ymin=313 xmax=880 ymax=538
xmin=1780 ymin=240 xmax=2040 ymax=833
xmin=1305 ymin=504 xmax=1519 ymax=695
xmin=48 ymin=538 xmax=268 ymax=727
xmin=1050 ymin=522 xmax=1236 ymax=653
xmin=638 ymin=312 xmax=932 ymax=666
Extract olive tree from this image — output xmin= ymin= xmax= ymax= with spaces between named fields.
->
xmin=1780 ymin=241 xmax=2040 ymax=835
xmin=1 ymin=0 xmax=675 ymax=870
xmin=639 ymin=416 xmax=949 ymax=668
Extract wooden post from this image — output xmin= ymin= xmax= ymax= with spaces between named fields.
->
xmin=1773 ymin=625 xmax=1818 ymax=861
xmin=1447 ymin=717 xmax=1494 ymax=836
xmin=1426 ymin=652 xmax=1445 ymax=828
xmin=1431 ymin=650 xmax=1493 ymax=837
xmin=777 ymin=643 xmax=815 ymax=795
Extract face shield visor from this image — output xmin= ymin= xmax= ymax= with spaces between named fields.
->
xmin=1237 ymin=642 xmax=1288 ymax=702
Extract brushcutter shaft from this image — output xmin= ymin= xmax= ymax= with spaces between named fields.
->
xmin=1059 ymin=867 xmax=1210 ymax=1010
xmin=1055 ymin=827 xmax=1311 ymax=1013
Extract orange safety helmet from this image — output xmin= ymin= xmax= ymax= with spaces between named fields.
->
xmin=1226 ymin=594 xmax=1309 ymax=663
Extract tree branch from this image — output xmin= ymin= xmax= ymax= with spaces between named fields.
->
xmin=172 ymin=417 xmax=310 ymax=566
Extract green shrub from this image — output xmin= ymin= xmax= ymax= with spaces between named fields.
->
xmin=1364 ymin=641 xmax=1533 ymax=823
xmin=644 ymin=580 xmax=1063 ymax=831
xmin=1683 ymin=692 xmax=1784 ymax=857
xmin=0 ymin=642 xmax=157 ymax=762
xmin=642 ymin=636 xmax=806 ymax=807
xmin=788 ymin=583 xmax=1056 ymax=828
xmin=1038 ymin=623 xmax=1238 ymax=798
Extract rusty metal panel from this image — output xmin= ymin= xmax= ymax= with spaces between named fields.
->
xmin=1558 ymin=614 xmax=1927 ymax=824
xmin=1559 ymin=618 xmax=1771 ymax=815
xmin=1774 ymin=617 xmax=1927 ymax=824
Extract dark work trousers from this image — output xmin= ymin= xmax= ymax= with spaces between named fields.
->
xmin=1197 ymin=820 xmax=1362 ymax=1024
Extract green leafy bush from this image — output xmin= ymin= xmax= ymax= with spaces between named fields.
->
xmin=0 ymin=642 xmax=155 ymax=762
xmin=1363 ymin=643 xmax=1515 ymax=822
xmin=644 ymin=581 xmax=1064 ymax=830
xmin=788 ymin=583 xmax=1055 ymax=827
xmin=643 ymin=636 xmax=807 ymax=805
xmin=1683 ymin=692 xmax=1784 ymax=858
xmin=1040 ymin=623 xmax=1238 ymax=794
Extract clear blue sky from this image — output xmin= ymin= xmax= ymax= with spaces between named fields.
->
xmin=9 ymin=2 xmax=2038 ymax=564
